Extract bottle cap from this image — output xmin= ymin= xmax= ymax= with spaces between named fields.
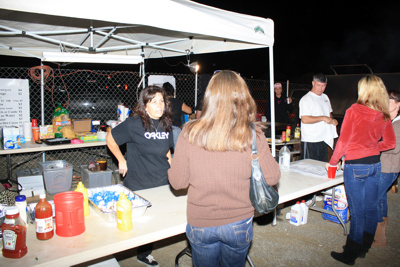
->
xmin=32 ymin=119 xmax=38 ymax=127
xmin=39 ymin=193 xmax=46 ymax=199
xmin=5 ymin=206 xmax=19 ymax=215
xmin=15 ymin=195 xmax=27 ymax=202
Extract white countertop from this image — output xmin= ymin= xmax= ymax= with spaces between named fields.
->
xmin=1 ymin=185 xmax=188 ymax=267
xmin=0 ymin=159 xmax=343 ymax=266
xmin=0 ymin=140 xmax=107 ymax=155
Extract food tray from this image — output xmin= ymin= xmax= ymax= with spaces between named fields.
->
xmin=87 ymin=184 xmax=151 ymax=222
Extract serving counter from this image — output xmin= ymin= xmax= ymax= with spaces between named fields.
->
xmin=1 ymin=159 xmax=344 ymax=266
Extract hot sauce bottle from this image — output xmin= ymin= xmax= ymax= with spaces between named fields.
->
xmin=35 ymin=194 xmax=54 ymax=240
xmin=1 ymin=206 xmax=28 ymax=259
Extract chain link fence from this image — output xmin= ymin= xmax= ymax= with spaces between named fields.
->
xmin=0 ymin=66 xmax=310 ymax=185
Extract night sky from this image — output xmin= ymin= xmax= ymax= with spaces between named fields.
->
xmin=183 ymin=1 xmax=400 ymax=82
xmin=1 ymin=1 xmax=400 ymax=82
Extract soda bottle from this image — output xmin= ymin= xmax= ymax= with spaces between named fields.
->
xmin=35 ymin=194 xmax=54 ymax=240
xmin=294 ymin=124 xmax=301 ymax=140
xmin=1 ymin=206 xmax=28 ymax=258
xmin=75 ymin=181 xmax=90 ymax=216
xmin=116 ymin=193 xmax=132 ymax=231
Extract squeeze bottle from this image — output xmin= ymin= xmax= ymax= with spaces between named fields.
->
xmin=35 ymin=194 xmax=54 ymax=240
xmin=300 ymin=200 xmax=309 ymax=225
xmin=116 ymin=193 xmax=132 ymax=231
xmin=1 ymin=206 xmax=28 ymax=259
xmin=15 ymin=195 xmax=28 ymax=226
xmin=290 ymin=201 xmax=303 ymax=226
xmin=75 ymin=181 xmax=90 ymax=216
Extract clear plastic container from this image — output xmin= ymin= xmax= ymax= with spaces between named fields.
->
xmin=38 ymin=160 xmax=73 ymax=195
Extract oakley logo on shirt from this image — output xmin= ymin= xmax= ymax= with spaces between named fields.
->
xmin=144 ymin=132 xmax=169 ymax=140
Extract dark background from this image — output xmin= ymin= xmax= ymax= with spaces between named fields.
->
xmin=1 ymin=1 xmax=400 ymax=82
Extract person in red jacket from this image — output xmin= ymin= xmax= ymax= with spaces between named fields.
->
xmin=327 ymin=75 xmax=396 ymax=265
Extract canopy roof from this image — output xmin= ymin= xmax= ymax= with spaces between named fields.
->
xmin=0 ymin=0 xmax=274 ymax=61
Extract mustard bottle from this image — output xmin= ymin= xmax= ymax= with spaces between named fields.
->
xmin=75 ymin=182 xmax=90 ymax=216
xmin=116 ymin=193 xmax=132 ymax=231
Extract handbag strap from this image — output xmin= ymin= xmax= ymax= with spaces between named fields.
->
xmin=250 ymin=123 xmax=257 ymax=155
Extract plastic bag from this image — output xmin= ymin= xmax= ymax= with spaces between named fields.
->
xmin=52 ymin=103 xmax=71 ymax=134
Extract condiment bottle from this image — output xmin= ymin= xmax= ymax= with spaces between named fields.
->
xmin=35 ymin=194 xmax=54 ymax=240
xmin=32 ymin=119 xmax=40 ymax=142
xmin=15 ymin=195 xmax=28 ymax=226
xmin=75 ymin=181 xmax=90 ymax=216
xmin=286 ymin=126 xmax=291 ymax=142
xmin=1 ymin=206 xmax=28 ymax=258
xmin=294 ymin=124 xmax=301 ymax=140
xmin=116 ymin=193 xmax=132 ymax=231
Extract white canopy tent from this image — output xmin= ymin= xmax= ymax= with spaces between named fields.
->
xmin=0 ymin=0 xmax=278 ymax=155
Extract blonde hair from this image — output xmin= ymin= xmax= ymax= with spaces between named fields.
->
xmin=357 ymin=75 xmax=391 ymax=120
xmin=184 ymin=70 xmax=257 ymax=152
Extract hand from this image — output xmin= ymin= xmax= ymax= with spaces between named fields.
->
xmin=325 ymin=163 xmax=330 ymax=171
xmin=287 ymin=97 xmax=293 ymax=104
xmin=118 ymin=160 xmax=128 ymax=177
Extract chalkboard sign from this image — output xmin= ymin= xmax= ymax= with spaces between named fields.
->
xmin=0 ymin=78 xmax=30 ymax=129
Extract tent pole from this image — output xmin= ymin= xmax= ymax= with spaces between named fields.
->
xmin=269 ymin=46 xmax=276 ymax=158
xmin=194 ymin=72 xmax=198 ymax=109
xmin=40 ymin=60 xmax=45 ymax=162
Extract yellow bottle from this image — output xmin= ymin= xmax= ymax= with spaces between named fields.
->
xmin=116 ymin=193 xmax=132 ymax=231
xmin=75 ymin=181 xmax=90 ymax=216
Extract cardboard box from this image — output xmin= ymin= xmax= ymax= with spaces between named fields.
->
xmin=3 ymin=126 xmax=21 ymax=149
xmin=40 ymin=125 xmax=55 ymax=139
xmin=73 ymin=119 xmax=92 ymax=133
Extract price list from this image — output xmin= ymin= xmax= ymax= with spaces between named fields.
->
xmin=0 ymin=78 xmax=30 ymax=129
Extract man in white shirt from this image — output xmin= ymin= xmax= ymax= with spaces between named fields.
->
xmin=299 ymin=73 xmax=338 ymax=161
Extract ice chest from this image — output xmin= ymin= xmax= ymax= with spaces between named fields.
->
xmin=80 ymin=165 xmax=113 ymax=188
xmin=38 ymin=160 xmax=73 ymax=195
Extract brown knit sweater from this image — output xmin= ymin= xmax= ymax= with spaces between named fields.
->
xmin=168 ymin=126 xmax=281 ymax=228
xmin=381 ymin=119 xmax=400 ymax=173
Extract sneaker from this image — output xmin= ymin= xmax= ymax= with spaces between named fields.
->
xmin=137 ymin=255 xmax=159 ymax=266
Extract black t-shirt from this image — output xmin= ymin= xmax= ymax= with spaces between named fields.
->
xmin=265 ymin=95 xmax=293 ymax=123
xmin=111 ymin=116 xmax=173 ymax=191
xmin=169 ymin=97 xmax=185 ymax=128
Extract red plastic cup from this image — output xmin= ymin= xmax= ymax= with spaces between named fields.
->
xmin=328 ymin=165 xmax=337 ymax=179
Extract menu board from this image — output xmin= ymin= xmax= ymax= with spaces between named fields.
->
xmin=0 ymin=78 xmax=30 ymax=129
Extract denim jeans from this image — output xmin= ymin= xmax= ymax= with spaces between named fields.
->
xmin=186 ymin=217 xmax=253 ymax=267
xmin=377 ymin=172 xmax=399 ymax=222
xmin=172 ymin=125 xmax=181 ymax=156
xmin=344 ymin=162 xmax=381 ymax=244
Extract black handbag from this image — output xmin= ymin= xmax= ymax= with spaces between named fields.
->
xmin=249 ymin=124 xmax=279 ymax=214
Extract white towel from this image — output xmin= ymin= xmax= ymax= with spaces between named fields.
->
xmin=323 ymin=123 xmax=338 ymax=149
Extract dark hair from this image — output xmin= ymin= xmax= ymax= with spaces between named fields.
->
xmin=388 ymin=89 xmax=400 ymax=102
xmin=313 ymin=73 xmax=327 ymax=83
xmin=163 ymin=82 xmax=175 ymax=97
xmin=134 ymin=86 xmax=172 ymax=132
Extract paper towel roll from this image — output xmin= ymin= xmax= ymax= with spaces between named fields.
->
xmin=23 ymin=122 xmax=32 ymax=141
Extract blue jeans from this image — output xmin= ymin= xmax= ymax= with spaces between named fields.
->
xmin=377 ymin=172 xmax=399 ymax=222
xmin=186 ymin=217 xmax=253 ymax=267
xmin=344 ymin=162 xmax=381 ymax=244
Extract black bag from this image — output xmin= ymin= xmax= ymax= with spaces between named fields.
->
xmin=249 ymin=124 xmax=279 ymax=214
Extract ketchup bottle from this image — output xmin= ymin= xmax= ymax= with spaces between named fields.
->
xmin=35 ymin=194 xmax=54 ymax=240
xmin=1 ymin=206 xmax=28 ymax=258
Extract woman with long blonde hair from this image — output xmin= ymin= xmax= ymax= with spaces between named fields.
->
xmin=328 ymin=75 xmax=396 ymax=265
xmin=168 ymin=70 xmax=280 ymax=267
